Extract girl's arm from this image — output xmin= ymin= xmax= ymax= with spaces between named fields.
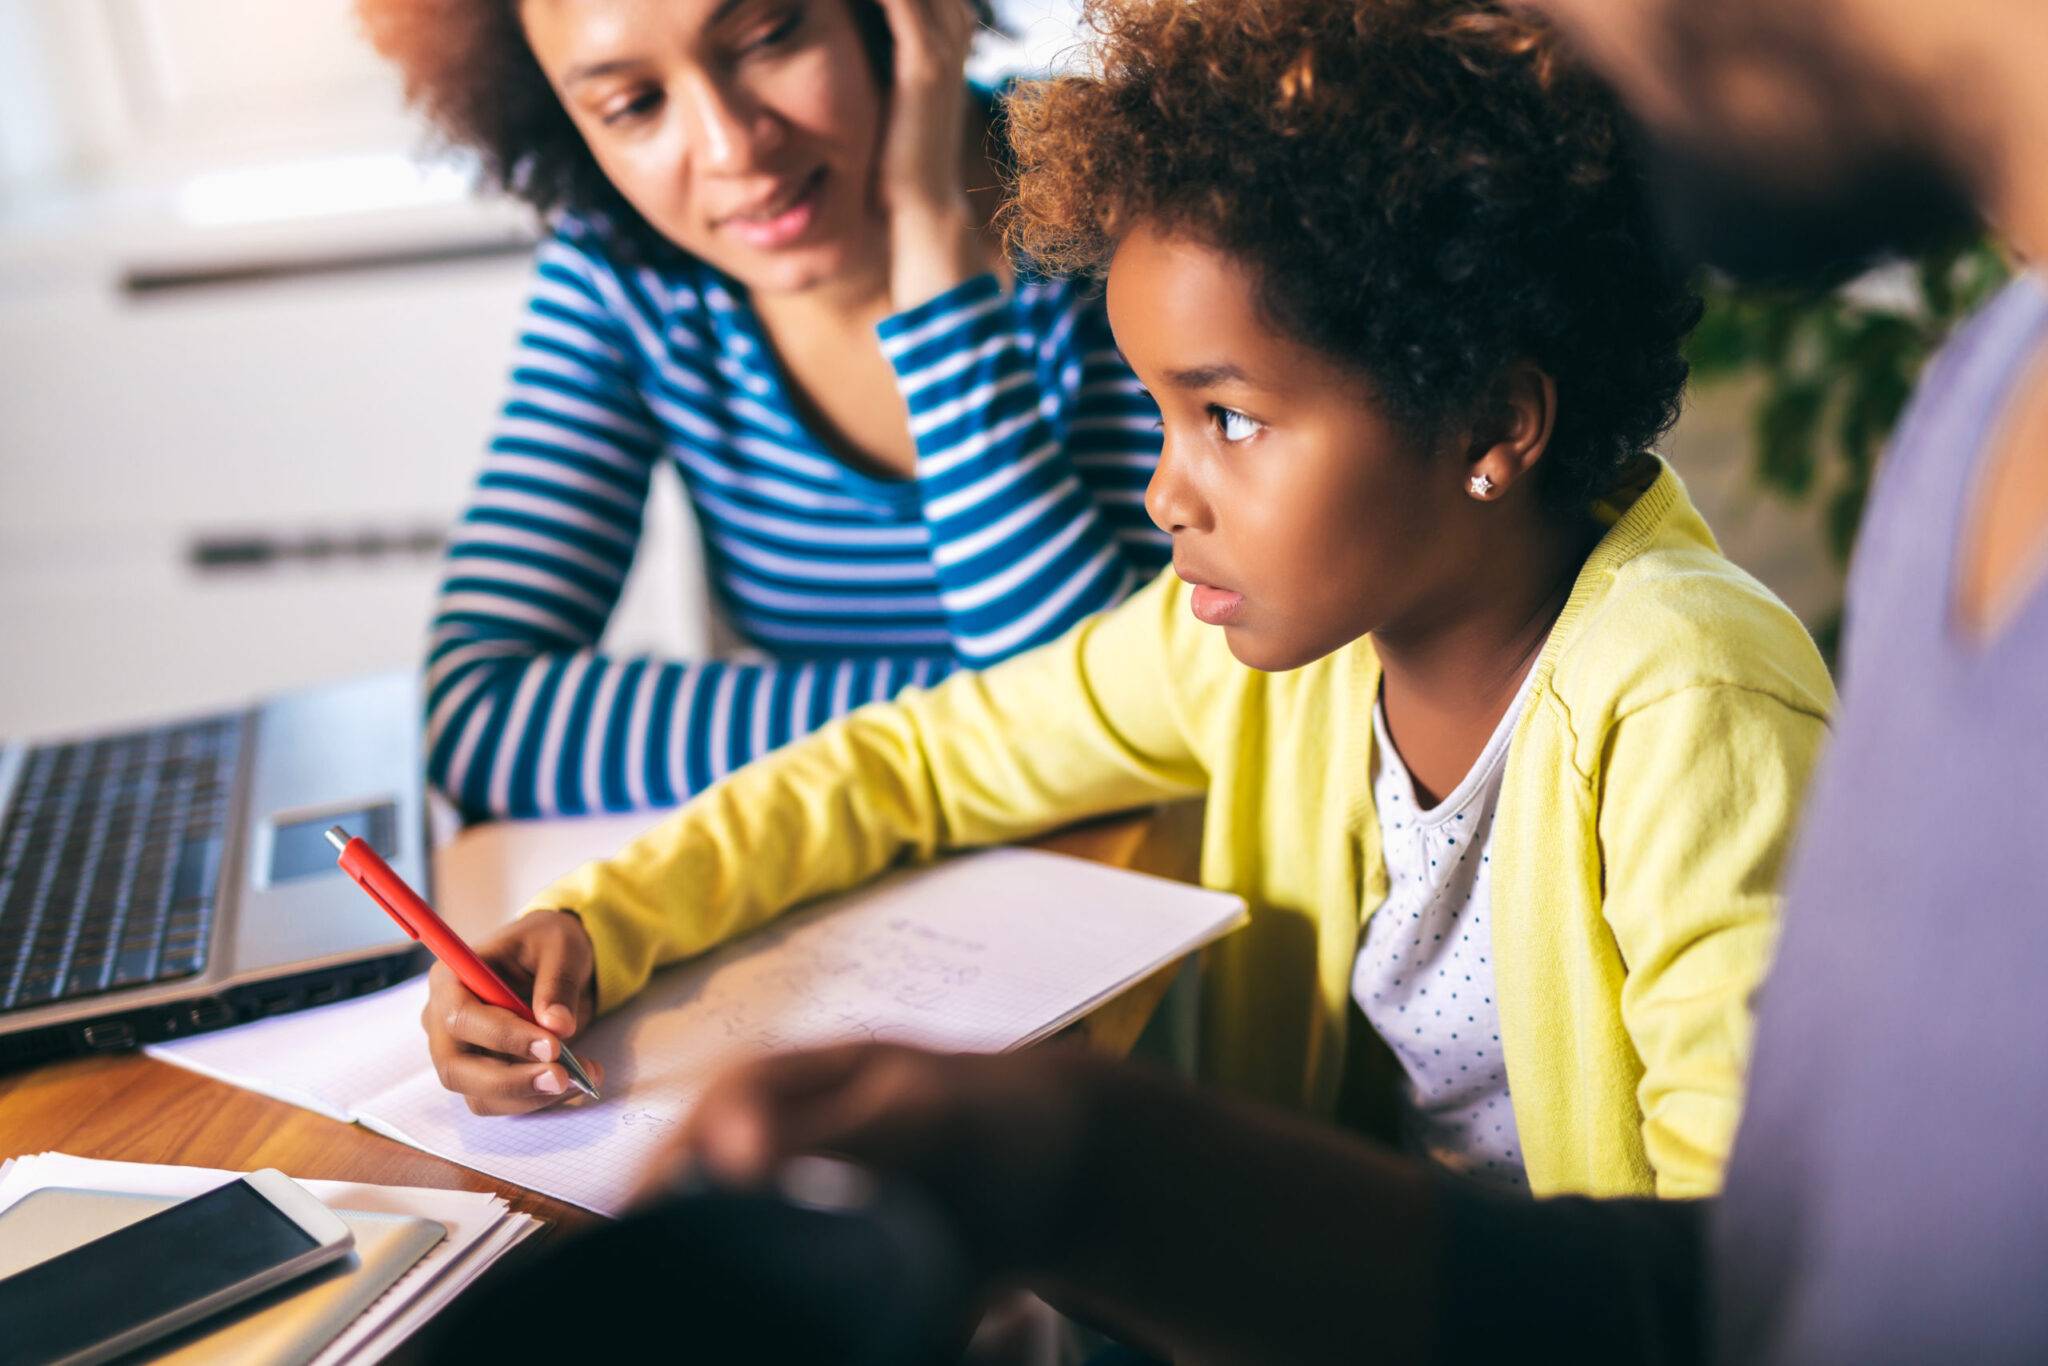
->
xmin=1597 ymin=685 xmax=1832 ymax=1197
xmin=522 ymin=570 xmax=1206 ymax=1013
xmin=884 ymin=277 xmax=1171 ymax=667
xmin=425 ymin=233 xmax=957 ymax=820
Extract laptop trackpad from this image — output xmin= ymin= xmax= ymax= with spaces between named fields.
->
xmin=235 ymin=801 xmax=413 ymax=968
xmin=268 ymin=805 xmax=396 ymax=884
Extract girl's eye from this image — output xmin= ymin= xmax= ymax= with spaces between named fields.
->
xmin=602 ymin=90 xmax=662 ymax=126
xmin=1210 ymin=406 xmax=1263 ymax=443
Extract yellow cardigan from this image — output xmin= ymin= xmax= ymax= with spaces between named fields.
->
xmin=527 ymin=461 xmax=1834 ymax=1198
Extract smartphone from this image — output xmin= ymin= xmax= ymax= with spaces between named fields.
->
xmin=0 ymin=1169 xmax=354 ymax=1366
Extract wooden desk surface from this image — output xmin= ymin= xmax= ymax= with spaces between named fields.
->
xmin=0 ymin=807 xmax=1203 ymax=1243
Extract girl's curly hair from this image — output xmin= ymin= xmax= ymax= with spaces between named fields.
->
xmin=1005 ymin=0 xmax=1702 ymax=510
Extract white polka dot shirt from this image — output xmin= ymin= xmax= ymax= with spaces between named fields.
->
xmin=1352 ymin=670 xmax=1535 ymax=1192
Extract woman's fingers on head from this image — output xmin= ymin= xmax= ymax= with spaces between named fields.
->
xmin=876 ymin=0 xmax=968 ymax=82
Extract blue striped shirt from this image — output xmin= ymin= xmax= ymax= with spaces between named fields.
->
xmin=424 ymin=220 xmax=1167 ymax=819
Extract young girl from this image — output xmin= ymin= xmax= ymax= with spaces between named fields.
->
xmin=359 ymin=0 xmax=1167 ymax=820
xmin=422 ymin=0 xmax=1833 ymax=1201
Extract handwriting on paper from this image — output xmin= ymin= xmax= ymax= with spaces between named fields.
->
xmin=691 ymin=909 xmax=990 ymax=1055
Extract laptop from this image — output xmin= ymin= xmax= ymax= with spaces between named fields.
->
xmin=0 ymin=672 xmax=430 ymax=1069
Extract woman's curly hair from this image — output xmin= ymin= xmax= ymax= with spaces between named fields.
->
xmin=358 ymin=0 xmax=674 ymax=260
xmin=1005 ymin=0 xmax=1702 ymax=510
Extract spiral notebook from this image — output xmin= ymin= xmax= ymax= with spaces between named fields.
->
xmin=149 ymin=848 xmax=1246 ymax=1216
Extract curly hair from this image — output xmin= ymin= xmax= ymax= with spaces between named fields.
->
xmin=1005 ymin=0 xmax=1702 ymax=511
xmin=356 ymin=0 xmax=660 ymax=260
xmin=359 ymin=0 xmax=995 ymax=267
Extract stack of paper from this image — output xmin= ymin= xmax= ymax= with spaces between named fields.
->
xmin=0 ymin=1153 xmax=540 ymax=1364
xmin=150 ymin=847 xmax=1247 ymax=1216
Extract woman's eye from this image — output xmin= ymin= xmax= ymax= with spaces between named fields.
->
xmin=744 ymin=9 xmax=804 ymax=52
xmin=1210 ymin=406 xmax=1263 ymax=443
xmin=601 ymin=90 xmax=662 ymax=126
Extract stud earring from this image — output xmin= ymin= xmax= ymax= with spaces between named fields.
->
xmin=1467 ymin=473 xmax=1495 ymax=499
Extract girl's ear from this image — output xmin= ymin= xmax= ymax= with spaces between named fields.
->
xmin=1462 ymin=362 xmax=1556 ymax=502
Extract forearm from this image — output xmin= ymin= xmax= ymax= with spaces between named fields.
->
xmin=1431 ymin=1178 xmax=1707 ymax=1365
xmin=889 ymin=201 xmax=987 ymax=314
xmin=425 ymin=645 xmax=951 ymax=819
xmin=526 ymin=589 xmax=1205 ymax=1008
xmin=1026 ymin=1059 xmax=1707 ymax=1366
xmin=522 ymin=690 xmax=974 ymax=1011
xmin=1028 ymin=1057 xmax=1442 ymax=1366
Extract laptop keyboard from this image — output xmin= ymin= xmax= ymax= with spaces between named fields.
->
xmin=0 ymin=713 xmax=244 ymax=1011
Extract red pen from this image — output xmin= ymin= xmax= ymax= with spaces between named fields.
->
xmin=325 ymin=825 xmax=601 ymax=1101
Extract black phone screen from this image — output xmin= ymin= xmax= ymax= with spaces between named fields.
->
xmin=0 ymin=1179 xmax=320 ymax=1366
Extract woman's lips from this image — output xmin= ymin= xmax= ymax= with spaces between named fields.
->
xmin=721 ymin=168 xmax=826 ymax=251
xmin=1190 ymin=584 xmax=1246 ymax=625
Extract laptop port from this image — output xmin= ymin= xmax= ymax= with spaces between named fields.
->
xmin=188 ymin=1001 xmax=234 ymax=1029
xmin=82 ymin=1021 xmax=135 ymax=1050
xmin=306 ymin=980 xmax=343 ymax=1006
xmin=255 ymin=992 xmax=295 ymax=1016
xmin=351 ymin=971 xmax=387 ymax=995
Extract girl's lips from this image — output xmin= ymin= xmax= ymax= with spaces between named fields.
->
xmin=722 ymin=168 xmax=826 ymax=251
xmin=1190 ymin=584 xmax=1246 ymax=625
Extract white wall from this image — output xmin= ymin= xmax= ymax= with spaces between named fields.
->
xmin=0 ymin=0 xmax=714 ymax=740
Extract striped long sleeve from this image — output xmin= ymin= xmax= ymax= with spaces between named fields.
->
xmin=884 ymin=272 xmax=1161 ymax=664
xmin=424 ymin=227 xmax=1168 ymax=821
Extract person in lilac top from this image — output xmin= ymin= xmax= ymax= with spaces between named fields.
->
xmin=623 ymin=1 xmax=2048 ymax=1361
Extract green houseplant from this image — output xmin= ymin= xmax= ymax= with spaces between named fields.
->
xmin=1687 ymin=240 xmax=2012 ymax=574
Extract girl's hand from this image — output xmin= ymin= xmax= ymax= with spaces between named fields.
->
xmin=872 ymin=0 xmax=988 ymax=309
xmin=420 ymin=910 xmax=606 ymax=1115
xmin=642 ymin=1042 xmax=1100 ymax=1271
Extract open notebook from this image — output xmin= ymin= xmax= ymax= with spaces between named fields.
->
xmin=150 ymin=848 xmax=1245 ymax=1216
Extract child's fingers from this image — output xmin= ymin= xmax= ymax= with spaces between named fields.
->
xmin=438 ymin=1052 xmax=575 ymax=1116
xmin=514 ymin=912 xmax=596 ymax=1037
xmin=440 ymin=989 xmax=555 ymax=1062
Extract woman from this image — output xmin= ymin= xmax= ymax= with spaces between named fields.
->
xmin=360 ymin=0 xmax=1167 ymax=818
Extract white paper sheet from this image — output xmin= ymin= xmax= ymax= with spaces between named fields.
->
xmin=151 ymin=847 xmax=1246 ymax=1216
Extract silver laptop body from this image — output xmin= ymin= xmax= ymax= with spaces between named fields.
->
xmin=0 ymin=671 xmax=428 ymax=1066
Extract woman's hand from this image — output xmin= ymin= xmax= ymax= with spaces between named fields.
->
xmin=644 ymin=1042 xmax=1102 ymax=1270
xmin=872 ymin=0 xmax=988 ymax=309
xmin=420 ymin=910 xmax=606 ymax=1115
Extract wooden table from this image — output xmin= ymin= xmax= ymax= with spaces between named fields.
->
xmin=0 ymin=807 xmax=1204 ymax=1244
